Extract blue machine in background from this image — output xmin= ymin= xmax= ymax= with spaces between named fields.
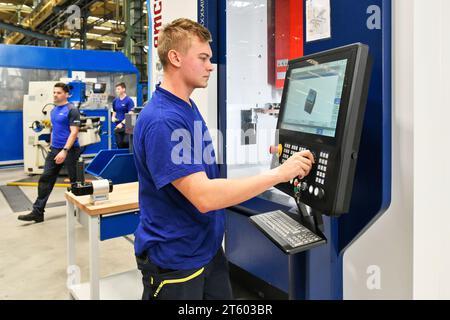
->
xmin=0 ymin=44 xmax=141 ymax=165
xmin=80 ymin=108 xmax=110 ymax=155
xmin=223 ymin=0 xmax=392 ymax=300
xmin=67 ymin=80 xmax=111 ymax=155
xmin=67 ymin=80 xmax=87 ymax=106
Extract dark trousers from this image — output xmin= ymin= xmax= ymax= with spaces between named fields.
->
xmin=136 ymin=248 xmax=233 ymax=300
xmin=114 ymin=126 xmax=128 ymax=149
xmin=32 ymin=147 xmax=80 ymax=215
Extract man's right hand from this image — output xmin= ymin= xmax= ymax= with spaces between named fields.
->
xmin=275 ymin=150 xmax=315 ymax=182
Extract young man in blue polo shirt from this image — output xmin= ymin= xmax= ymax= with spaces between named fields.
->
xmin=112 ymin=82 xmax=134 ymax=148
xmin=133 ymin=18 xmax=314 ymax=300
xmin=18 ymin=83 xmax=81 ymax=223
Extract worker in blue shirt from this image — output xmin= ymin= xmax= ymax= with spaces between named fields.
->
xmin=133 ymin=18 xmax=314 ymax=300
xmin=112 ymin=82 xmax=134 ymax=148
xmin=18 ymin=83 xmax=81 ymax=223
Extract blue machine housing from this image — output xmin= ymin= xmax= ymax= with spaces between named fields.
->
xmin=0 ymin=44 xmax=140 ymax=163
xmin=222 ymin=0 xmax=392 ymax=299
xmin=67 ymin=80 xmax=87 ymax=105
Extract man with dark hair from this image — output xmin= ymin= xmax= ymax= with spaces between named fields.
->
xmin=112 ymin=82 xmax=134 ymax=148
xmin=18 ymin=82 xmax=81 ymax=223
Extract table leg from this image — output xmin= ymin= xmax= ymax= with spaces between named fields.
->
xmin=66 ymin=200 xmax=76 ymax=266
xmin=88 ymin=215 xmax=100 ymax=300
xmin=66 ymin=200 xmax=78 ymax=300
xmin=66 ymin=200 xmax=76 ymax=286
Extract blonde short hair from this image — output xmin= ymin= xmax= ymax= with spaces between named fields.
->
xmin=157 ymin=18 xmax=212 ymax=69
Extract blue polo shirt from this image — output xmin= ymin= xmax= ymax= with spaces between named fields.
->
xmin=112 ymin=96 xmax=134 ymax=122
xmin=50 ymin=103 xmax=80 ymax=149
xmin=133 ymin=85 xmax=225 ymax=270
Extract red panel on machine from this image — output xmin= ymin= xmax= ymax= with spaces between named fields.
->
xmin=271 ymin=0 xmax=304 ymax=89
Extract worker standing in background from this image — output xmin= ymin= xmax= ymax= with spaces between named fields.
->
xmin=112 ymin=82 xmax=135 ymax=149
xmin=18 ymin=83 xmax=81 ymax=224
xmin=133 ymin=18 xmax=315 ymax=300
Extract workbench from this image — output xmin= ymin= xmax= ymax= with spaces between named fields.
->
xmin=65 ymin=182 xmax=142 ymax=300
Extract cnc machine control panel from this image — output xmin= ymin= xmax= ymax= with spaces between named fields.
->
xmin=272 ymin=43 xmax=373 ymax=216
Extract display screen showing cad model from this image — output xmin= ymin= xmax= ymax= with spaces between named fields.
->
xmin=281 ymin=59 xmax=348 ymax=138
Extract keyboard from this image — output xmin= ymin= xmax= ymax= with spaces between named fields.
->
xmin=249 ymin=210 xmax=326 ymax=254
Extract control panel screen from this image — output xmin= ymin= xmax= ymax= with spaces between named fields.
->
xmin=274 ymin=44 xmax=372 ymax=215
xmin=280 ymin=59 xmax=348 ymax=138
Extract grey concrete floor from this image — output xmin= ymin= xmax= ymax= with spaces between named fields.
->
xmin=0 ymin=167 xmax=137 ymax=300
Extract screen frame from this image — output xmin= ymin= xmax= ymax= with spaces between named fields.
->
xmin=277 ymin=47 xmax=359 ymax=147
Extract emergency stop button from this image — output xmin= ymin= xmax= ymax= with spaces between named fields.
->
xmin=269 ymin=144 xmax=283 ymax=158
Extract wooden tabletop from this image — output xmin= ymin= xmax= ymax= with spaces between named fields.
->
xmin=65 ymin=182 xmax=139 ymax=216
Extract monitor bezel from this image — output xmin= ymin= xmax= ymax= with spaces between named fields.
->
xmin=277 ymin=47 xmax=359 ymax=147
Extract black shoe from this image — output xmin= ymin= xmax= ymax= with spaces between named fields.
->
xmin=18 ymin=212 xmax=44 ymax=223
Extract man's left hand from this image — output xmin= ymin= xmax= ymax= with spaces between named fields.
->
xmin=54 ymin=150 xmax=67 ymax=164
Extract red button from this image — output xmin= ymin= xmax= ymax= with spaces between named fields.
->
xmin=269 ymin=145 xmax=283 ymax=157
xmin=269 ymin=146 xmax=278 ymax=155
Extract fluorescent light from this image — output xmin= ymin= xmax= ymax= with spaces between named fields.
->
xmin=86 ymin=33 xmax=101 ymax=37
xmin=102 ymin=41 xmax=117 ymax=45
xmin=93 ymin=26 xmax=112 ymax=31
xmin=107 ymin=20 xmax=125 ymax=25
xmin=71 ymin=38 xmax=80 ymax=41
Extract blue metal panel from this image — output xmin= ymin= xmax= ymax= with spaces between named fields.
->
xmin=226 ymin=199 xmax=341 ymax=299
xmin=79 ymin=109 xmax=110 ymax=155
xmin=86 ymin=149 xmax=129 ymax=176
xmin=238 ymin=196 xmax=292 ymax=213
xmin=226 ymin=209 xmax=291 ymax=293
xmin=68 ymin=80 xmax=86 ymax=104
xmin=225 ymin=197 xmax=295 ymax=294
xmin=0 ymin=111 xmax=23 ymax=162
xmin=137 ymin=83 xmax=144 ymax=106
xmin=198 ymin=0 xmax=218 ymax=64
xmin=98 ymin=154 xmax=137 ymax=184
xmin=217 ymin=0 xmax=227 ymax=178
xmin=303 ymin=0 xmax=392 ymax=299
xmin=305 ymin=216 xmax=340 ymax=299
xmin=0 ymin=44 xmax=138 ymax=74
xmin=146 ymin=0 xmax=153 ymax=99
xmin=381 ymin=0 xmax=392 ymax=223
xmin=100 ymin=211 xmax=140 ymax=241
xmin=86 ymin=149 xmax=136 ymax=184
xmin=303 ymin=0 xmax=392 ymax=252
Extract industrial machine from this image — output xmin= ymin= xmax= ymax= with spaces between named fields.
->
xmin=250 ymin=43 xmax=373 ymax=256
xmin=223 ymin=0 xmax=392 ymax=300
xmin=23 ymin=80 xmax=105 ymax=174
xmin=0 ymin=45 xmax=141 ymax=166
